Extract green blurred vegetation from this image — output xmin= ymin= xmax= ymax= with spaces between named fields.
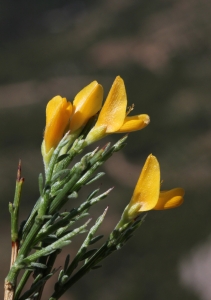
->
xmin=1 ymin=0 xmax=211 ymax=299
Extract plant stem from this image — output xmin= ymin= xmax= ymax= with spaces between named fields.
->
xmin=14 ymin=270 xmax=32 ymax=300
xmin=49 ymin=243 xmax=108 ymax=300
xmin=34 ymin=250 xmax=59 ymax=300
xmin=4 ymin=161 xmax=24 ymax=300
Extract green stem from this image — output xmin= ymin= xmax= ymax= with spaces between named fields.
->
xmin=34 ymin=250 xmax=59 ymax=300
xmin=6 ymin=193 xmax=51 ymax=286
xmin=10 ymin=160 xmax=24 ymax=243
xmin=55 ymin=136 xmax=85 ymax=173
xmin=49 ymin=171 xmax=84 ymax=215
xmin=19 ymin=216 xmax=44 ymax=257
xmin=14 ymin=270 xmax=32 ymax=300
xmin=20 ymin=197 xmax=41 ymax=244
xmin=20 ymin=222 xmax=89 ymax=266
xmin=50 ymin=243 xmax=108 ymax=300
xmin=6 ymin=220 xmax=43 ymax=287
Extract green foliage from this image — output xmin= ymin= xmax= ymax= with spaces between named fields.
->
xmin=6 ymin=132 xmax=146 ymax=300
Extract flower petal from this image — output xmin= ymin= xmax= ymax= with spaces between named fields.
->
xmin=130 ymin=154 xmax=160 ymax=212
xmin=95 ymin=76 xmax=127 ymax=133
xmin=70 ymin=81 xmax=103 ymax=132
xmin=44 ymin=96 xmax=72 ymax=152
xmin=154 ymin=188 xmax=185 ymax=210
xmin=116 ymin=114 xmax=150 ymax=133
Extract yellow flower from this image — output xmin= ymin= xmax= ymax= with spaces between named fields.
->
xmin=42 ymin=82 xmax=103 ymax=167
xmin=43 ymin=96 xmax=72 ymax=154
xmin=117 ymin=154 xmax=184 ymax=227
xmin=69 ymin=81 xmax=103 ymax=132
xmin=85 ymin=76 xmax=150 ymax=144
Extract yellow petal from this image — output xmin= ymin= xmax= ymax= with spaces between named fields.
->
xmin=116 ymin=114 xmax=150 ymax=133
xmin=95 ymin=76 xmax=127 ymax=133
xmin=130 ymin=154 xmax=160 ymax=212
xmin=70 ymin=81 xmax=103 ymax=132
xmin=154 ymin=188 xmax=184 ymax=210
xmin=44 ymin=96 xmax=72 ymax=153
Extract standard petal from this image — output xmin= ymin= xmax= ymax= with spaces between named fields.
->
xmin=154 ymin=188 xmax=185 ymax=210
xmin=130 ymin=154 xmax=160 ymax=212
xmin=116 ymin=114 xmax=150 ymax=133
xmin=95 ymin=76 xmax=127 ymax=133
xmin=44 ymin=96 xmax=72 ymax=152
xmin=70 ymin=81 xmax=103 ymax=132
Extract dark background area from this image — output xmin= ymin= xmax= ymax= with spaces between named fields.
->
xmin=1 ymin=0 xmax=211 ymax=299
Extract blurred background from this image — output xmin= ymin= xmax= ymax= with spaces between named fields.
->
xmin=1 ymin=0 xmax=211 ymax=299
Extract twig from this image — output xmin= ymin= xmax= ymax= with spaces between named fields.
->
xmin=4 ymin=161 xmax=24 ymax=300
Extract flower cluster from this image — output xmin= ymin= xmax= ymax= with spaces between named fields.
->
xmin=4 ymin=75 xmax=185 ymax=300
xmin=42 ymin=76 xmax=184 ymax=226
xmin=42 ymin=76 xmax=149 ymax=157
xmin=42 ymin=81 xmax=103 ymax=161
